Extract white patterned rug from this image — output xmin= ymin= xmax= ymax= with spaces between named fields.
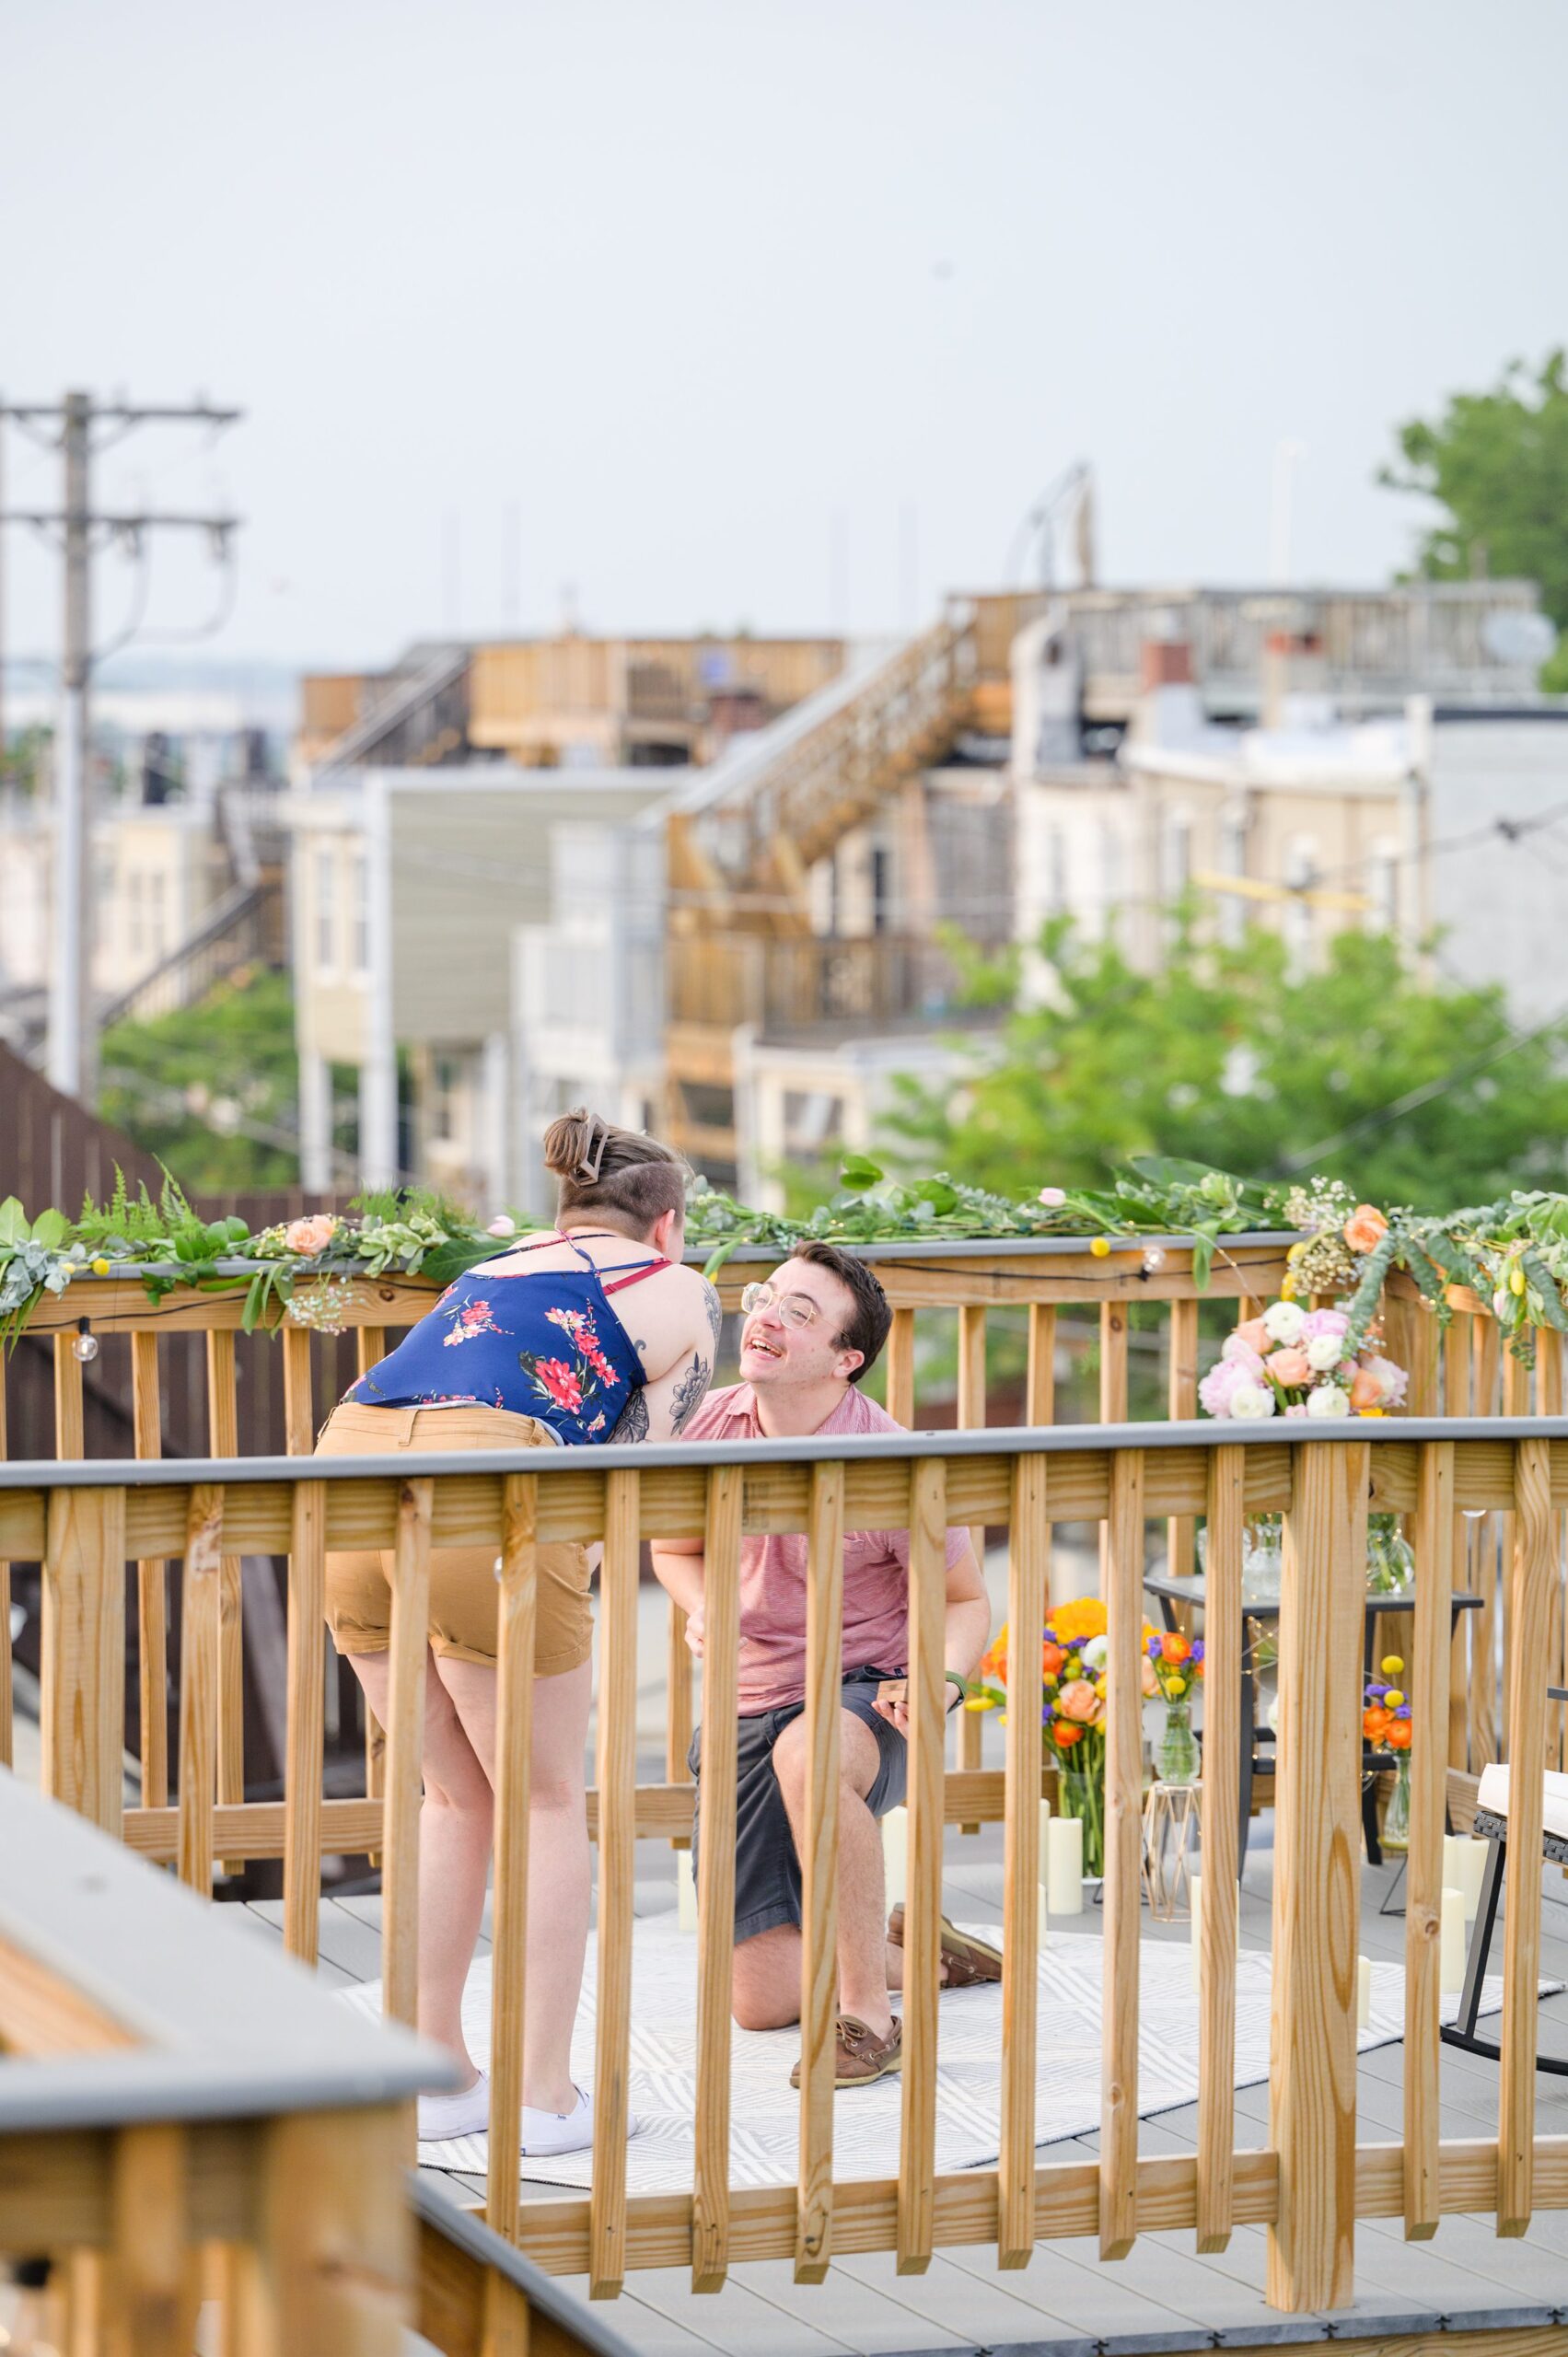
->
xmin=343 ymin=1922 xmax=1531 ymax=2193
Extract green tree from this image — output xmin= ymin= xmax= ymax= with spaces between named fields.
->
xmin=887 ymin=919 xmax=1568 ymax=1213
xmin=1380 ymin=351 xmax=1568 ymax=682
xmin=99 ymin=968 xmax=302 ymax=1191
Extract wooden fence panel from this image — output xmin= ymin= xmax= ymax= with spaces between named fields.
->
xmin=1197 ymin=1445 xmax=1243 ymax=2252
xmin=999 ymin=1452 xmax=1047 ymax=2268
xmin=1406 ymin=1440 xmax=1454 ymax=2239
xmin=896 ymin=1457 xmax=947 ymax=2275
xmin=1499 ymin=1436 xmax=1554 ymax=2235
xmin=1099 ymin=1448 xmax=1144 ymax=2260
xmin=796 ymin=1461 xmax=845 ymax=2282
xmin=589 ymin=1468 xmax=640 ymax=2301
xmin=692 ymin=1463 xmax=743 ymax=2292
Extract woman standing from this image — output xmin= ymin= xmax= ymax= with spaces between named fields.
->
xmin=315 ymin=1110 xmax=719 ymax=2154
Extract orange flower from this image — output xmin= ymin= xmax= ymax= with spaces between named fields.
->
xmin=1051 ymin=1722 xmax=1085 ymax=1748
xmin=285 ymin=1213 xmax=339 ymax=1257
xmin=1386 ymin=1720 xmax=1412 ymax=1749
xmin=1160 ymin=1631 xmax=1191 ymax=1666
xmin=1343 ymin=1204 xmax=1389 ymax=1254
xmin=1364 ymin=1707 xmax=1391 ymax=1740
xmin=1265 ymin=1347 xmax=1310 ymax=1386
xmin=1041 ymin=1642 xmax=1065 ymax=1678
xmin=1349 ymin=1367 xmax=1385 ymax=1412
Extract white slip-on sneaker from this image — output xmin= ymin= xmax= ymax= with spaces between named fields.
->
xmin=418 ymin=2069 xmax=490 ymax=2143
xmin=519 ymin=2085 xmax=641 ymax=2156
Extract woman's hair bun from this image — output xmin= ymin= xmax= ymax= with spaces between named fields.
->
xmin=542 ymin=1108 xmax=606 ymax=1181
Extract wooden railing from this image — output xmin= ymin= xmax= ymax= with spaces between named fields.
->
xmin=6 ymin=1409 xmax=1568 ymax=2313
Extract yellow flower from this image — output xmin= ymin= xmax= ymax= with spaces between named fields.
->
xmin=1090 ymin=1236 xmax=1110 ymax=1259
xmin=1510 ymin=1264 xmax=1527 ymax=1296
xmin=1167 ymin=1675 xmax=1187 ymax=1698
xmin=963 ymin=1695 xmax=997 ymax=1713
xmin=1383 ymin=1689 xmax=1405 ymax=1710
xmin=1286 ymin=1239 xmax=1307 ymax=1262
xmin=1094 ymin=1676 xmax=1107 ymax=1699
xmin=1381 ymin=1655 xmax=1404 ymax=1678
xmin=1280 ymin=1273 xmax=1298 ymax=1300
xmin=90 ymin=1257 xmax=110 ymax=1277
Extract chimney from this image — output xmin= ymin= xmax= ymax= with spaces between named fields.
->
xmin=1261 ymin=629 xmax=1326 ymax=727
xmin=1140 ymin=639 xmax=1195 ymax=692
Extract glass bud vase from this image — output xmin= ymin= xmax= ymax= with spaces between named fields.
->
xmin=1156 ymin=1698 xmax=1201 ymax=1787
xmin=1380 ymin=1751 xmax=1411 ymax=1854
xmin=1056 ymin=1751 xmax=1106 ymax=1878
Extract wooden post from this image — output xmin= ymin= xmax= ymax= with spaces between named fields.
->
xmin=666 ymin=1598 xmax=695 ymax=1851
xmin=1405 ymin=1441 xmax=1453 ymax=2241
xmin=796 ymin=1461 xmax=845 ymax=2282
xmin=1167 ymin=1297 xmax=1200 ymax=1582
xmin=131 ymin=1332 xmax=169 ymax=1811
xmin=692 ymin=1463 xmax=742 ymax=2293
xmin=886 ymin=1306 xmax=916 ymax=1429
xmin=896 ymin=1457 xmax=947 ymax=2275
xmin=1267 ymin=1440 xmax=1366 ymax=2312
xmin=381 ymin=1479 xmax=433 ymax=2030
xmin=1025 ymin=1303 xmax=1055 ymax=1429
xmin=41 ymin=1483 xmax=128 ymax=1836
xmin=1470 ymin=1318 xmax=1502 ymax=1770
xmin=206 ymin=1333 xmax=246 ymax=1874
xmin=998 ymin=1451 xmax=1047 ymax=2268
xmin=1197 ymin=1444 xmax=1243 ymax=2252
xmin=1445 ymin=1312 xmax=1474 ymax=1772
xmin=178 ymin=1486 xmax=225 ymax=1894
xmin=589 ymin=1467 xmax=640 ymax=2302
xmin=237 ymin=2105 xmax=412 ymax=2354
xmin=955 ymin=1306 xmax=985 ymax=1822
xmin=357 ymin=1325 xmax=388 ymax=1840
xmin=1500 ymin=1349 xmax=1530 ymax=1761
xmin=109 ymin=2121 xmax=197 ymax=2357
xmin=1537 ymin=1330 xmax=1565 ymax=1772
xmin=1499 ymin=1436 xmax=1553 ymax=2236
xmin=282 ymin=1481 xmax=327 ymax=1965
xmin=1099 ymin=1447 xmax=1144 ymax=2262
xmin=487 ymin=1473 xmax=538 ymax=2247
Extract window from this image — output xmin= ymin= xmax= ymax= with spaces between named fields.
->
xmin=127 ymin=872 xmax=144 ymax=959
xmin=1218 ymin=803 xmax=1248 ymax=946
xmin=315 ymin=848 xmax=337 ymax=973
xmin=1368 ymin=842 xmax=1399 ymax=932
xmin=147 ymin=872 xmax=167 ymax=962
xmin=352 ymin=853 xmax=370 ymax=975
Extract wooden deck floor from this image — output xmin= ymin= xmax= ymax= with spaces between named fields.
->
xmin=235 ymin=1825 xmax=1568 ymax=2357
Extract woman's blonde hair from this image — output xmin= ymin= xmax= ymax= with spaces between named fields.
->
xmin=541 ymin=1108 xmax=690 ymax=1234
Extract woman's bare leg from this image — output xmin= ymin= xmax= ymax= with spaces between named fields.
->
xmin=344 ymin=1647 xmax=494 ymax=2083
xmin=436 ymin=1653 xmax=592 ymax=2115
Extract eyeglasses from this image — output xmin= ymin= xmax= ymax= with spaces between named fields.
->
xmin=740 ymin=1281 xmax=821 ymax=1329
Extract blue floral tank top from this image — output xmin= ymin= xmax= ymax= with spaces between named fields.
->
xmin=344 ymin=1230 xmax=668 ymax=1444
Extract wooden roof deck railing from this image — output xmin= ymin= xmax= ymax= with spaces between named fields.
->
xmin=5 ymin=1411 xmax=1568 ymax=2314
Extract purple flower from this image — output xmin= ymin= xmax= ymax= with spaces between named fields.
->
xmin=1146 ymin=1633 xmax=1162 ymax=1659
xmin=1190 ymin=1638 xmax=1205 ymax=1664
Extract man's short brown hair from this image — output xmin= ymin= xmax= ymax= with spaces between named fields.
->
xmin=788 ymin=1240 xmax=891 ymax=1382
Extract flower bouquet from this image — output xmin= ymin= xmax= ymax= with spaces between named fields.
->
xmin=1364 ymin=1653 xmax=1413 ymax=1852
xmin=1146 ymin=1626 xmax=1205 ymax=1784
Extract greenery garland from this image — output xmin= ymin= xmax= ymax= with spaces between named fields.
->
xmin=5 ymin=1155 xmax=1568 ymax=1360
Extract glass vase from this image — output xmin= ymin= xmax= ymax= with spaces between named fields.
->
xmin=1156 ymin=1698 xmax=1201 ymax=1787
xmin=1380 ymin=1751 xmax=1411 ymax=1853
xmin=1057 ymin=1748 xmax=1106 ymax=1879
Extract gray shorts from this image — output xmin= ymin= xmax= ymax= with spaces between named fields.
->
xmin=687 ymin=1666 xmax=908 ymax=1945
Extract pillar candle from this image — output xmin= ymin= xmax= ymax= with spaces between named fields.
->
xmin=678 ymin=1851 xmax=698 ymax=1934
xmin=1037 ymin=1797 xmax=1051 ymax=1948
xmin=1038 ymin=1886 xmax=1050 ymax=1949
xmin=1358 ymin=1955 xmax=1373 ymax=2030
xmin=1189 ymin=1872 xmax=1202 ymax=1991
xmin=1443 ymin=1833 xmax=1488 ymax=1921
xmin=1440 ymin=1886 xmax=1467 ymax=1994
xmin=882 ymin=1805 xmax=909 ymax=1910
xmin=1047 ymin=1813 xmax=1084 ymax=1915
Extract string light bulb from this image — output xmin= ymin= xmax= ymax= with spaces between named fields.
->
xmin=72 ymin=1318 xmax=99 ymax=1364
xmin=1143 ymin=1247 xmax=1167 ymax=1273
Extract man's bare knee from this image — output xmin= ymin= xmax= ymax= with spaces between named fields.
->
xmin=731 ymin=1984 xmax=798 ymax=2031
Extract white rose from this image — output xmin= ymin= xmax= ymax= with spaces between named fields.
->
xmin=1306 ymin=1332 xmax=1343 ymax=1373
xmin=1307 ymin=1383 xmax=1350 ymax=1419
xmin=1262 ymin=1300 xmax=1306 ymax=1347
xmin=1080 ymin=1634 xmax=1109 ymax=1669
xmin=1229 ymin=1382 xmax=1276 ymax=1420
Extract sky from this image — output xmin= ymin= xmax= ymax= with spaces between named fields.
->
xmin=4 ymin=0 xmax=1566 ymax=673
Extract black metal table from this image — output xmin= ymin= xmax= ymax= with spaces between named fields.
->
xmin=1142 ymin=1572 xmax=1483 ymax=1874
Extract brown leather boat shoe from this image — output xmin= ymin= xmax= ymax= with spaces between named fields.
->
xmin=886 ymin=1904 xmax=1004 ymax=1989
xmin=789 ymin=2013 xmax=903 ymax=2089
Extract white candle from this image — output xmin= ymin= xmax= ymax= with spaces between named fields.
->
xmin=881 ymin=1805 xmax=909 ymax=1910
xmin=678 ymin=1851 xmax=698 ymax=1934
xmin=1358 ymin=1955 xmax=1373 ymax=2030
xmin=1047 ymin=1813 xmax=1084 ymax=1915
xmin=1189 ymin=1872 xmax=1202 ymax=1991
xmin=1440 ymin=1886 xmax=1467 ymax=1994
xmin=1038 ymin=1886 xmax=1050 ymax=1949
xmin=1444 ymin=1834 xmax=1489 ymax=1921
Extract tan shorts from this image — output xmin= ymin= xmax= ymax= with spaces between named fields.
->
xmin=315 ymin=1401 xmax=593 ymax=1675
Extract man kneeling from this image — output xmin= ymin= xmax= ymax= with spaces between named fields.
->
xmin=650 ymin=1242 xmax=998 ymax=2089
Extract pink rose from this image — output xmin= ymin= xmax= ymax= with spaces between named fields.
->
xmin=1232 ymin=1317 xmax=1271 ymax=1354
xmin=1057 ymin=1678 xmax=1100 ymax=1724
xmin=1359 ymin=1353 xmax=1408 ymax=1408
xmin=1301 ymin=1307 xmax=1350 ymax=1341
xmin=1265 ymin=1347 xmax=1310 ymax=1387
xmin=1284 ymin=1402 xmax=1308 ymax=1419
xmin=1200 ymin=1357 xmax=1248 ymax=1417
xmin=1220 ymin=1335 xmax=1265 ymax=1372
xmin=285 ymin=1214 xmax=338 ymax=1257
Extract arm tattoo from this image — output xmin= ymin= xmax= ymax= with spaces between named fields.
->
xmin=671 ymin=1352 xmax=712 ymax=1434
xmin=610 ymin=1389 xmax=650 ymax=1444
xmin=702 ymin=1276 xmax=722 ymax=1355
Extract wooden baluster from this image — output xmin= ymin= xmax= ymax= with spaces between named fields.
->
xmin=1167 ymin=1297 xmax=1200 ymax=1582
xmin=1098 ymin=1302 xmax=1130 ymax=1599
xmin=796 ymin=1462 xmax=845 ymax=2283
xmin=1470 ymin=1317 xmax=1502 ymax=1770
xmin=283 ymin=1480 xmax=327 ymax=1966
xmin=54 ymin=1330 xmax=86 ymax=1460
xmin=109 ymin=2121 xmax=198 ymax=2357
xmin=205 ymin=1334 xmax=246 ymax=1875
xmin=666 ymin=1596 xmax=695 ymax=1849
xmin=998 ymin=1451 xmax=1047 ymax=2268
xmin=692 ymin=1463 xmax=743 ymax=2292
xmin=1499 ymin=1436 xmax=1554 ymax=2236
xmin=282 ymin=1325 xmax=314 ymax=1457
xmin=955 ymin=1306 xmax=985 ymax=1826
xmin=356 ymin=1325 xmax=389 ymax=1840
xmin=589 ymin=1467 xmax=640 ymax=2301
xmin=0 ymin=1350 xmax=11 ymax=1770
xmin=1099 ymin=1447 xmax=1144 ymax=2261
xmin=488 ymin=1472 xmax=539 ymax=2247
xmin=1197 ymin=1445 xmax=1243 ymax=2252
xmin=886 ymin=1306 xmax=916 ymax=1428
xmin=1404 ymin=1438 xmax=1454 ymax=2241
xmin=1026 ymin=1303 xmax=1055 ymax=1429
xmin=1500 ymin=1348 xmax=1531 ymax=1762
xmin=130 ymin=1334 xmax=169 ymax=1810
xmin=41 ymin=1481 xmax=128 ymax=1836
xmin=896 ymin=1457 xmax=947 ymax=2275
xmin=381 ymin=1477 xmax=433 ymax=2031
xmin=1537 ymin=1329 xmax=1565 ymax=1773
xmin=1445 ymin=1310 xmax=1475 ymax=1771
xmin=1267 ymin=1439 xmax=1366 ymax=2313
xmin=177 ymin=1485 xmax=226 ymax=1893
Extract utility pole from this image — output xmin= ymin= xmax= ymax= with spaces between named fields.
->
xmin=0 ymin=392 xmax=240 ymax=1103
